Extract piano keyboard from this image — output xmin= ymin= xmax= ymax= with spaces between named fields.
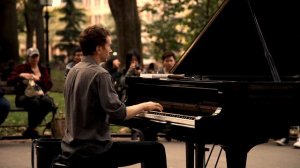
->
xmin=136 ymin=107 xmax=222 ymax=128
xmin=136 ymin=111 xmax=202 ymax=128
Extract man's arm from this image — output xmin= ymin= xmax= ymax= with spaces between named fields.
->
xmin=125 ymin=101 xmax=163 ymax=120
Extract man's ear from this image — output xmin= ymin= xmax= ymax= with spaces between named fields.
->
xmin=96 ymin=46 xmax=102 ymax=53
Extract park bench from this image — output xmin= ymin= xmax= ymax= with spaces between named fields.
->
xmin=0 ymin=78 xmax=56 ymax=140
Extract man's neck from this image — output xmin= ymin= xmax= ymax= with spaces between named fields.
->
xmin=91 ymin=54 xmax=106 ymax=65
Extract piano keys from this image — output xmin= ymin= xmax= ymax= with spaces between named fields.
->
xmin=136 ymin=106 xmax=222 ymax=129
xmin=136 ymin=110 xmax=201 ymax=128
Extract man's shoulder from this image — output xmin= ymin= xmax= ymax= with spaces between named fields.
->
xmin=94 ymin=65 xmax=109 ymax=75
xmin=76 ymin=62 xmax=109 ymax=76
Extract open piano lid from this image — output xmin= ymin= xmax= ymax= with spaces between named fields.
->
xmin=172 ymin=0 xmax=300 ymax=81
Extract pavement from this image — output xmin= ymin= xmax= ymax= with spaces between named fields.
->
xmin=0 ymin=137 xmax=300 ymax=168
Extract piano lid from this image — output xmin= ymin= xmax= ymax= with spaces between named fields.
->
xmin=172 ymin=0 xmax=300 ymax=81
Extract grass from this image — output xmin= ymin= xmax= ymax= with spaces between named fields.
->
xmin=0 ymin=93 xmax=60 ymax=136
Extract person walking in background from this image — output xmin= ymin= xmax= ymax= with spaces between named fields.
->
xmin=157 ymin=50 xmax=177 ymax=74
xmin=0 ymin=88 xmax=10 ymax=126
xmin=61 ymin=25 xmax=167 ymax=168
xmin=7 ymin=47 xmax=56 ymax=139
xmin=275 ymin=126 xmax=300 ymax=148
xmin=65 ymin=46 xmax=83 ymax=78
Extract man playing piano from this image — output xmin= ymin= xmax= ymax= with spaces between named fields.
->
xmin=61 ymin=25 xmax=167 ymax=168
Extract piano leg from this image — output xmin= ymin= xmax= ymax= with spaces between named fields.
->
xmin=222 ymin=144 xmax=253 ymax=168
xmin=186 ymin=142 xmax=195 ymax=168
xmin=186 ymin=142 xmax=206 ymax=168
xmin=195 ymin=143 xmax=206 ymax=168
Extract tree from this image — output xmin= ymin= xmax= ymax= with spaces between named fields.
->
xmin=184 ymin=0 xmax=223 ymax=44
xmin=108 ymin=0 xmax=142 ymax=69
xmin=141 ymin=0 xmax=223 ymax=59
xmin=0 ymin=0 xmax=19 ymax=66
xmin=16 ymin=0 xmax=26 ymax=33
xmin=141 ymin=0 xmax=187 ymax=59
xmin=55 ymin=0 xmax=86 ymax=58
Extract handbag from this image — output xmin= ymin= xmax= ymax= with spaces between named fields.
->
xmin=24 ymin=79 xmax=44 ymax=97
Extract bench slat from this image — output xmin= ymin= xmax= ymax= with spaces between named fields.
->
xmin=9 ymin=108 xmax=26 ymax=112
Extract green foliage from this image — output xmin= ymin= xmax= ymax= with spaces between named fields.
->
xmin=55 ymin=0 xmax=86 ymax=57
xmin=141 ymin=0 xmax=223 ymax=59
xmin=48 ymin=92 xmax=65 ymax=115
xmin=141 ymin=0 xmax=187 ymax=59
xmin=184 ymin=0 xmax=223 ymax=43
xmin=16 ymin=0 xmax=26 ymax=33
xmin=50 ymin=68 xmax=65 ymax=92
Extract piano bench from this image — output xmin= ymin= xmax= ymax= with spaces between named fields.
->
xmin=51 ymin=156 xmax=117 ymax=168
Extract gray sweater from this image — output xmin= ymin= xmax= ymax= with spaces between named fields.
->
xmin=62 ymin=56 xmax=126 ymax=157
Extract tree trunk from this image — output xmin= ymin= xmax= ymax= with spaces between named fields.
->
xmin=0 ymin=0 xmax=19 ymax=66
xmin=24 ymin=0 xmax=45 ymax=62
xmin=108 ymin=0 xmax=142 ymax=69
xmin=36 ymin=7 xmax=45 ymax=64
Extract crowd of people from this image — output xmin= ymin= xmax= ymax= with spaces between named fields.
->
xmin=2 ymin=42 xmax=299 ymax=147
xmin=1 ymin=23 xmax=300 ymax=168
xmin=0 ymin=33 xmax=178 ymax=140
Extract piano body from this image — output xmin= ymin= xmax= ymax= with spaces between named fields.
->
xmin=117 ymin=0 xmax=300 ymax=167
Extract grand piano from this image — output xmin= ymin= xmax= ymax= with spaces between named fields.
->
xmin=117 ymin=0 xmax=300 ymax=167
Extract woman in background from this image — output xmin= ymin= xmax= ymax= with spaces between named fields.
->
xmin=7 ymin=47 xmax=56 ymax=139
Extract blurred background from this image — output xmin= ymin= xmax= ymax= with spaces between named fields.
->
xmin=0 ymin=0 xmax=223 ymax=137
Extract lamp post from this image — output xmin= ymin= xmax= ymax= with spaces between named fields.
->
xmin=40 ymin=0 xmax=60 ymax=73
xmin=40 ymin=0 xmax=51 ymax=72
xmin=45 ymin=5 xmax=50 ymax=71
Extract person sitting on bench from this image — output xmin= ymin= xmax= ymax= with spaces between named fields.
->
xmin=7 ymin=47 xmax=56 ymax=139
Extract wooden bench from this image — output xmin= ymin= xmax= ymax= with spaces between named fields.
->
xmin=0 ymin=79 xmax=56 ymax=139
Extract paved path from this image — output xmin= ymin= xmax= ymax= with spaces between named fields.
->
xmin=0 ymin=138 xmax=300 ymax=168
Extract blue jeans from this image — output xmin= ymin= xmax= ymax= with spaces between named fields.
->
xmin=0 ymin=96 xmax=10 ymax=125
